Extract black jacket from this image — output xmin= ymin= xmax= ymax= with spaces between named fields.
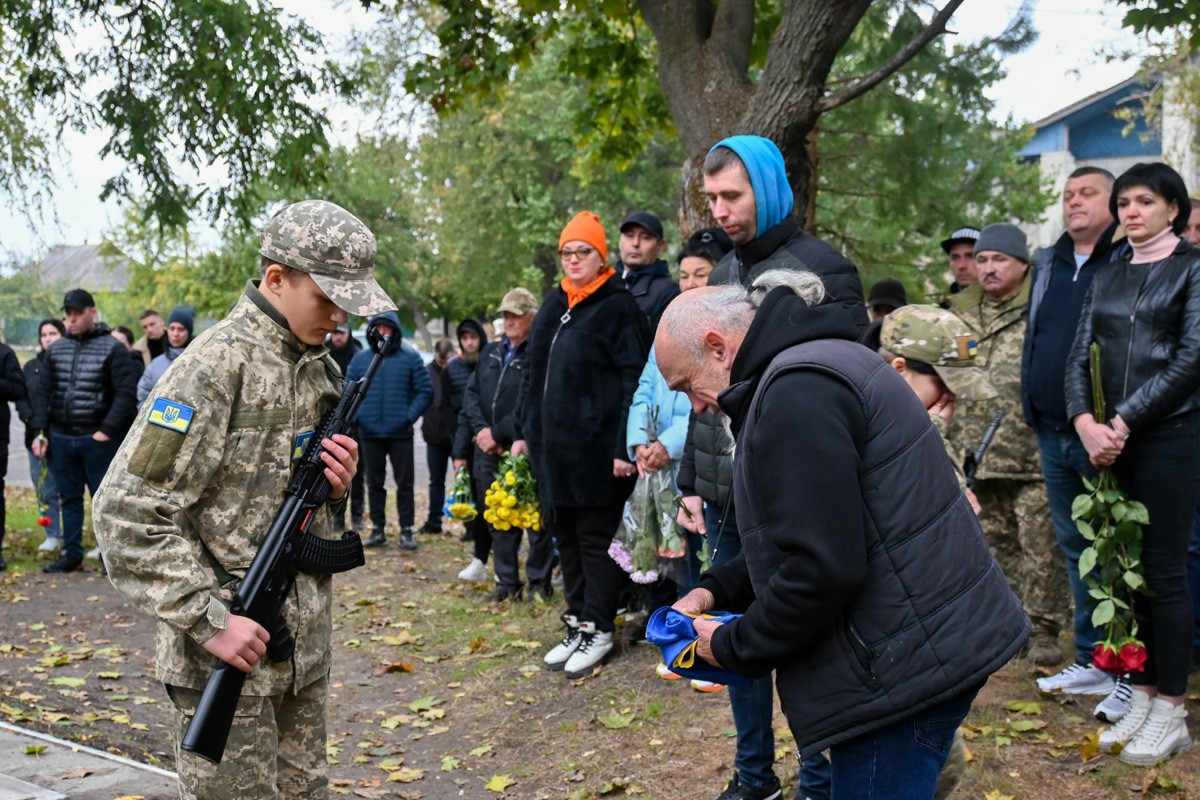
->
xmin=459 ymin=338 xmax=529 ymax=474
xmin=0 ymin=342 xmax=26 ymax=444
xmin=17 ymin=351 xmax=48 ymax=449
xmin=33 ymin=324 xmax=138 ymax=439
xmin=421 ymin=361 xmax=455 ymax=449
xmin=325 ymin=335 xmax=362 ymax=377
xmin=700 ymin=287 xmax=1028 ymax=758
xmin=518 ymin=274 xmax=650 ymax=508
xmin=709 ymin=217 xmax=867 ymax=332
xmin=1066 ymin=238 xmax=1200 ymax=431
xmin=620 ymin=259 xmax=679 ymax=333
xmin=1022 ymin=223 xmax=1128 ymax=428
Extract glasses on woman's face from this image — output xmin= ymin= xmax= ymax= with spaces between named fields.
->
xmin=559 ymin=246 xmax=595 ymax=262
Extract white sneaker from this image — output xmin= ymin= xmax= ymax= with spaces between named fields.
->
xmin=85 ymin=547 xmax=102 ymax=560
xmin=1099 ymin=687 xmax=1153 ymax=752
xmin=1119 ymin=697 xmax=1194 ymax=765
xmin=457 ymin=558 xmax=488 ymax=582
xmin=544 ymin=614 xmax=581 ymax=670
xmin=38 ymin=537 xmax=61 ymax=552
xmin=1094 ymin=679 xmax=1133 ymax=723
xmin=563 ymin=621 xmax=613 ymax=678
xmin=1035 ymin=662 xmax=1115 ymax=696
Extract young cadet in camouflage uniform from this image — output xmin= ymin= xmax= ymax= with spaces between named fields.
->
xmin=93 ymin=200 xmax=395 ymax=800
xmin=947 ymin=223 xmax=1070 ymax=667
xmin=878 ymin=304 xmax=996 ymax=505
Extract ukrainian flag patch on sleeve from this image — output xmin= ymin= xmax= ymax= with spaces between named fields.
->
xmin=147 ymin=398 xmax=195 ymax=434
xmin=293 ymin=431 xmax=314 ymax=460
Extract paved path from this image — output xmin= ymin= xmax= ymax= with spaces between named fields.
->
xmin=0 ymin=722 xmax=177 ymax=800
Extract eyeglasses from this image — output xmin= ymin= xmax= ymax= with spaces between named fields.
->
xmin=559 ymin=246 xmax=595 ymax=262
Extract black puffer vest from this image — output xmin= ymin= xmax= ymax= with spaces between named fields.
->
xmin=730 ymin=338 xmax=1030 ymax=757
xmin=46 ymin=324 xmax=125 ymax=435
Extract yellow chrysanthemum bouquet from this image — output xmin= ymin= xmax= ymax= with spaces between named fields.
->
xmin=483 ymin=452 xmax=541 ymax=531
xmin=443 ymin=466 xmax=478 ymax=521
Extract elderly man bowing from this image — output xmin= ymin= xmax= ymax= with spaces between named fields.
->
xmin=655 ymin=269 xmax=1029 ymax=800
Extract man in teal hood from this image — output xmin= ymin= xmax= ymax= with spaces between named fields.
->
xmin=703 ymin=135 xmax=867 ymax=331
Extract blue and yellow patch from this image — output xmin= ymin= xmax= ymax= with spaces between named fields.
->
xmin=147 ymin=398 xmax=194 ymax=434
xmin=293 ymin=431 xmax=315 ymax=460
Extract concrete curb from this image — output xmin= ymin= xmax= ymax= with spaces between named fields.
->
xmin=0 ymin=721 xmax=177 ymax=800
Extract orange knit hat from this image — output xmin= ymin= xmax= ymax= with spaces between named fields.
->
xmin=558 ymin=211 xmax=607 ymax=264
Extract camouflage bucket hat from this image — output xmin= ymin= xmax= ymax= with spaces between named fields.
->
xmin=880 ymin=304 xmax=997 ymax=401
xmin=259 ymin=199 xmax=396 ymax=317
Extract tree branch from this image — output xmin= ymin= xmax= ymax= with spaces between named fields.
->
xmin=710 ymin=0 xmax=756 ymax=76
xmin=818 ymin=0 xmax=967 ymax=113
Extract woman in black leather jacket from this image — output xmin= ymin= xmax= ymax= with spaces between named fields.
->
xmin=1064 ymin=162 xmax=1199 ymax=766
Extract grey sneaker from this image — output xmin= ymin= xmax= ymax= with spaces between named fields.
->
xmin=1035 ymin=662 xmax=1114 ymax=695
xmin=398 ymin=528 xmax=418 ymax=551
xmin=1094 ymin=678 xmax=1133 ymax=723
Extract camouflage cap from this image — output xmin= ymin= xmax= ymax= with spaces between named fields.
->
xmin=259 ymin=200 xmax=396 ymax=317
xmin=497 ymin=287 xmax=538 ymax=316
xmin=880 ymin=304 xmax=996 ymax=400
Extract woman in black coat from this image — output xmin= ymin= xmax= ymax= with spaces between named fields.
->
xmin=1065 ymin=162 xmax=1200 ymax=765
xmin=15 ymin=319 xmax=64 ymax=562
xmin=515 ymin=211 xmax=650 ymax=679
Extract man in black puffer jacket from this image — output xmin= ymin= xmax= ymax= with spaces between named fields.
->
xmin=657 ymin=270 xmax=1029 ymax=800
xmin=32 ymin=289 xmax=138 ymax=573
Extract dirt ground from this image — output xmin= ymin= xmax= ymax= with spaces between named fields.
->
xmin=1 ymin=485 xmax=1197 ymax=800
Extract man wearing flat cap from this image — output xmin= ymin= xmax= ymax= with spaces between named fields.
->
xmin=947 ymin=222 xmax=1069 ymax=670
xmin=31 ymin=287 xmax=138 ymax=574
xmin=94 ymin=199 xmax=395 ymax=798
xmin=617 ymin=210 xmax=679 ymax=332
xmin=941 ymin=226 xmax=981 ymax=304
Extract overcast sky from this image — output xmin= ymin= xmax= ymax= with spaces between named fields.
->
xmin=0 ymin=1 xmax=1144 ymax=260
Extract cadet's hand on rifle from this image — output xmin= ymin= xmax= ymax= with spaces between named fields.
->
xmin=321 ymin=433 xmax=358 ymax=501
xmin=203 ymin=614 xmax=270 ymax=673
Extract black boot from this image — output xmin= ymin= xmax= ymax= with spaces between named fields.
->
xmin=364 ymin=531 xmax=387 ymax=548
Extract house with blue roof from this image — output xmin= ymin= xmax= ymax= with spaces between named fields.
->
xmin=1017 ymin=74 xmax=1197 ymax=245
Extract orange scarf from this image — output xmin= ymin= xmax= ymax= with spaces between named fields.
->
xmin=562 ymin=266 xmax=616 ymax=309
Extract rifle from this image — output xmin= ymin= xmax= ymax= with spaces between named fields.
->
xmin=963 ymin=410 xmax=1005 ymax=491
xmin=181 ymin=324 xmax=392 ymax=763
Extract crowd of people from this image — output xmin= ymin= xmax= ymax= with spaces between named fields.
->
xmin=2 ymin=140 xmax=1199 ymax=799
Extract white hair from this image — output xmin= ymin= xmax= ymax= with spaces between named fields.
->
xmin=662 ymin=268 xmax=826 ymax=361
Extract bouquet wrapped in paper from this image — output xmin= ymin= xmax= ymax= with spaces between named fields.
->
xmin=443 ymin=466 xmax=478 ymax=521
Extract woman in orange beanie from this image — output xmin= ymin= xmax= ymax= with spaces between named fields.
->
xmin=514 ymin=210 xmax=651 ymax=679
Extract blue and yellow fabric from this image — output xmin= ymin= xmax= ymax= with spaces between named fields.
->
xmin=645 ymin=606 xmax=752 ymax=687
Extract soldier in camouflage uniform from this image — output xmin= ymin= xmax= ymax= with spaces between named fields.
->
xmin=947 ymin=223 xmax=1069 ymax=667
xmin=878 ymin=303 xmax=996 ymax=504
xmin=93 ymin=200 xmax=395 ymax=800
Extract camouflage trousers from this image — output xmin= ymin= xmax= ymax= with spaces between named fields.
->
xmin=974 ymin=478 xmax=1070 ymax=636
xmin=167 ymin=675 xmax=328 ymax=800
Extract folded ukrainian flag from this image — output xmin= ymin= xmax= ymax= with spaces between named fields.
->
xmin=646 ymin=606 xmax=753 ymax=687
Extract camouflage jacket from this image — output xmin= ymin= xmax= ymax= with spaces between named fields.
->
xmin=94 ymin=281 xmax=345 ymax=694
xmin=946 ymin=274 xmax=1042 ymax=481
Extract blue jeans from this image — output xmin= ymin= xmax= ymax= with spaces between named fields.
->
xmin=49 ymin=433 xmax=120 ymax=561
xmin=1035 ymin=424 xmax=1101 ymax=664
xmin=828 ymin=685 xmax=979 ymax=800
xmin=424 ymin=441 xmax=450 ymax=529
xmin=707 ymin=502 xmax=778 ymax=791
xmin=29 ymin=450 xmax=62 ymax=539
xmin=1189 ymin=506 xmax=1200 ymax=650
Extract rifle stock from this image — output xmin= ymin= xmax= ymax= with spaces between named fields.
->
xmin=963 ymin=410 xmax=1005 ymax=490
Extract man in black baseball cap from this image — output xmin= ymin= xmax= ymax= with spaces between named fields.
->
xmin=32 ymin=287 xmax=138 ymax=573
xmin=940 ymin=226 xmax=981 ymax=302
xmin=617 ymin=210 xmax=678 ymax=331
